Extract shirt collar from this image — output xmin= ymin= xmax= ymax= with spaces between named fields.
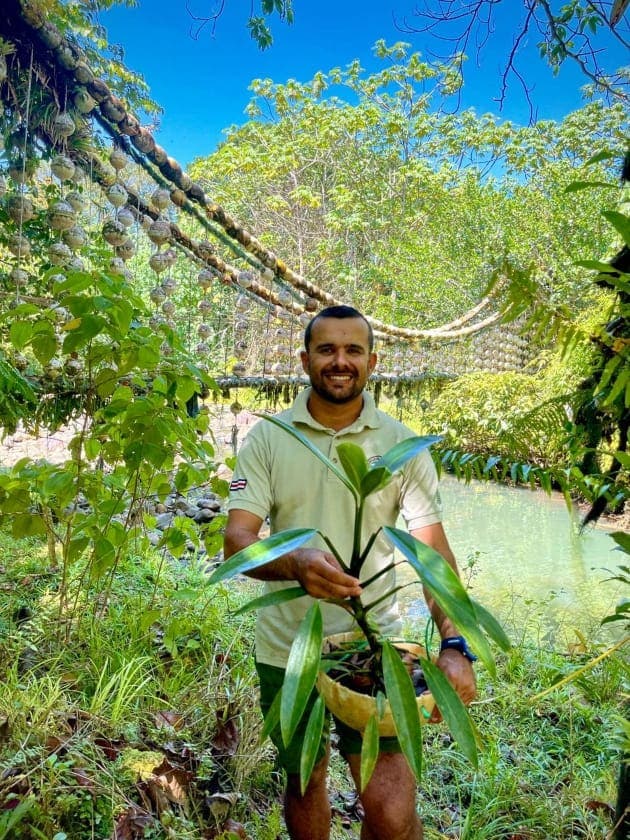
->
xmin=292 ymin=387 xmax=381 ymax=433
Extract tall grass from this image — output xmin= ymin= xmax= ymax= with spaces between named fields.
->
xmin=0 ymin=529 xmax=625 ymax=839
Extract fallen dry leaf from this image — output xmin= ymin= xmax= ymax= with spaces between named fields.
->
xmin=205 ymin=818 xmax=248 ymax=839
xmin=72 ymin=768 xmax=95 ymax=792
xmin=211 ymin=708 xmax=239 ymax=757
xmin=111 ymin=804 xmax=153 ymax=839
xmin=153 ymin=710 xmax=185 ymax=731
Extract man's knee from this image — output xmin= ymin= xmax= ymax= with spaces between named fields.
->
xmin=285 ymin=755 xmax=329 ymax=800
xmin=353 ymin=754 xmax=422 ymax=840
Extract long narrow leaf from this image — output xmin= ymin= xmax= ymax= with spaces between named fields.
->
xmin=359 ymin=714 xmax=380 ymax=791
xmin=470 ymin=598 xmax=511 ymax=652
xmin=261 ymin=688 xmax=281 ymax=741
xmin=384 ymin=527 xmax=495 ymax=676
xmin=234 ymin=585 xmax=307 ymax=615
xmin=421 ymin=658 xmax=479 ymax=768
xmin=382 ymin=641 xmax=423 ymax=780
xmin=281 ymin=602 xmax=323 ymax=746
xmin=376 ymin=435 xmax=442 ymax=474
xmin=257 ymin=413 xmax=358 ymax=499
xmin=208 ymin=528 xmax=317 ymax=583
xmin=300 ymin=695 xmax=326 ymax=794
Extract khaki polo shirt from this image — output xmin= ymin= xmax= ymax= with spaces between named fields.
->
xmin=227 ymin=388 xmax=442 ymax=668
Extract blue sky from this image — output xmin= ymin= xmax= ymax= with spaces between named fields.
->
xmin=101 ymin=1 xmax=628 ymax=167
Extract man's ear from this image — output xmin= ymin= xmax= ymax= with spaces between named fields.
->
xmin=368 ymin=352 xmax=377 ymax=375
xmin=300 ymin=350 xmax=309 ymax=373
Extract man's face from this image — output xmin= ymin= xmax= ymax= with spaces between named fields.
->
xmin=301 ymin=317 xmax=377 ymax=404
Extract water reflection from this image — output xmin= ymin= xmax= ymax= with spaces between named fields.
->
xmin=400 ymin=477 xmax=626 ymax=644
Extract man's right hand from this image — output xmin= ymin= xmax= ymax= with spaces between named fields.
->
xmin=290 ymin=548 xmax=362 ymax=600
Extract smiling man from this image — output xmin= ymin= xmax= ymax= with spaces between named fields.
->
xmin=223 ymin=305 xmax=476 ymax=840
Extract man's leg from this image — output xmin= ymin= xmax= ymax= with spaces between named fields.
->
xmin=256 ymin=662 xmax=332 ymax=839
xmin=284 ymin=749 xmax=331 ymax=840
xmin=345 ymin=752 xmax=423 ymax=840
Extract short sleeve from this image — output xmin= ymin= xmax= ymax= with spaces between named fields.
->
xmin=399 ymin=449 xmax=443 ymax=531
xmin=226 ymin=423 xmax=274 ymax=521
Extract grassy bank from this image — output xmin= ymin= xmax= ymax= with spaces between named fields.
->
xmin=0 ymin=529 xmax=625 ymax=839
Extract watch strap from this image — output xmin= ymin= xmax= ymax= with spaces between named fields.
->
xmin=440 ymin=635 xmax=478 ymax=662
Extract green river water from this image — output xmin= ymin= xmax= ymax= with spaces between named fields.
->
xmin=399 ymin=477 xmax=627 ymax=645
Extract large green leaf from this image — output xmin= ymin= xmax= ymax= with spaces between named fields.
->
xmin=336 ymin=442 xmax=369 ymax=490
xmin=281 ymin=602 xmax=323 ymax=745
xmin=359 ymin=714 xmax=379 ymax=791
xmin=258 ymin=414 xmax=358 ymax=499
xmin=360 ymin=466 xmax=393 ymax=498
xmin=300 ymin=694 xmax=326 ymax=794
xmin=382 ymin=640 xmax=423 ymax=781
xmin=383 ymin=527 xmax=495 ymax=676
xmin=376 ymin=435 xmax=442 ymax=474
xmin=470 ymin=598 xmax=511 ymax=652
xmin=602 ymin=210 xmax=630 ymax=246
xmin=233 ymin=585 xmax=307 ymax=615
xmin=208 ymin=528 xmax=317 ymax=584
xmin=421 ymin=658 xmax=479 ymax=768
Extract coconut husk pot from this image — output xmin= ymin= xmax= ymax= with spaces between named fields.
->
xmin=316 ymin=632 xmax=435 ymax=736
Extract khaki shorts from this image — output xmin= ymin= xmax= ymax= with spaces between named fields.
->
xmin=256 ymin=661 xmax=401 ymax=775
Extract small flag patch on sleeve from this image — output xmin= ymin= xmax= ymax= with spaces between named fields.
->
xmin=229 ymin=478 xmax=248 ymax=492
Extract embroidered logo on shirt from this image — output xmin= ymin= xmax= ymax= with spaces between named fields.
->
xmin=229 ymin=478 xmax=248 ymax=491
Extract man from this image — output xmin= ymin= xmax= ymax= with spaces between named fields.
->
xmin=224 ymin=305 xmax=476 ymax=840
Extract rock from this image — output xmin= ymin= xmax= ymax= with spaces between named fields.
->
xmin=197 ymin=497 xmax=222 ymax=511
xmin=147 ymin=530 xmax=161 ymax=546
xmin=156 ymin=512 xmax=175 ymax=530
xmin=193 ymin=508 xmax=216 ymax=524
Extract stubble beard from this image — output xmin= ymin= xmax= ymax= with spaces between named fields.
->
xmin=309 ymin=370 xmax=366 ymax=404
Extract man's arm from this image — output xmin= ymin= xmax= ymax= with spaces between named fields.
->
xmin=224 ymin=508 xmax=362 ymax=600
xmin=411 ymin=521 xmax=477 ymax=716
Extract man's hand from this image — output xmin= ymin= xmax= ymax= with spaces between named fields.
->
xmin=429 ymin=649 xmax=477 ymax=724
xmin=291 ymin=548 xmax=362 ymax=600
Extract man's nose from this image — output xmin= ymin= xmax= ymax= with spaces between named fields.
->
xmin=332 ymin=349 xmax=350 ymax=365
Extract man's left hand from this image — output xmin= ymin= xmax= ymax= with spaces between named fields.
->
xmin=429 ymin=649 xmax=477 ymax=724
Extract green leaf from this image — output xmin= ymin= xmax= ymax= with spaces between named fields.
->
xmin=383 ymin=527 xmax=495 ymax=676
xmin=471 ymin=598 xmax=511 ymax=651
xmin=359 ymin=714 xmax=380 ymax=791
xmin=300 ymin=695 xmax=326 ymax=794
xmin=421 ymin=658 xmax=479 ymax=767
xmin=585 ymin=150 xmax=617 ymax=165
xmin=257 ymin=414 xmax=358 ymax=499
xmin=336 ymin=441 xmax=369 ymax=490
xmin=376 ymin=435 xmax=441 ymax=474
xmin=604 ymin=367 xmax=629 ymax=406
xmin=208 ymin=528 xmax=317 ymax=583
xmin=564 ymin=180 xmax=617 ymax=193
xmin=574 ymin=260 xmax=621 ymax=273
xmin=281 ymin=602 xmax=323 ymax=745
xmin=602 ymin=210 xmax=630 ymax=246
xmin=31 ymin=332 xmax=58 ymax=366
xmin=382 ymin=640 xmax=423 ymax=780
xmin=360 ymin=466 xmax=393 ymax=497
xmin=233 ymin=585 xmax=308 ymax=615
xmin=9 ymin=320 xmax=32 ymax=351
xmin=610 ymin=531 xmax=630 ymax=555
xmin=12 ymin=513 xmax=46 ymax=538
xmin=261 ymin=689 xmax=281 ymax=741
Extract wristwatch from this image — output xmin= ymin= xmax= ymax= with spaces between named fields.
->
xmin=440 ymin=635 xmax=478 ymax=662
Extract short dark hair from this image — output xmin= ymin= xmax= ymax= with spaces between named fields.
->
xmin=304 ymin=305 xmax=374 ymax=351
